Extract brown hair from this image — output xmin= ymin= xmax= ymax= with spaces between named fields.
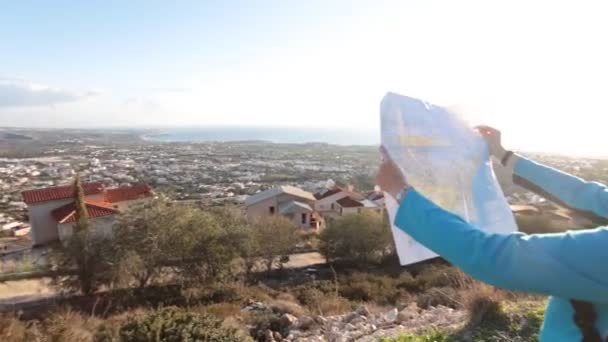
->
xmin=571 ymin=300 xmax=604 ymax=342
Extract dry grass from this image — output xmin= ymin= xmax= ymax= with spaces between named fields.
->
xmin=237 ymin=284 xmax=276 ymax=302
xmin=269 ymin=299 xmax=307 ymax=317
xmin=44 ymin=308 xmax=103 ymax=342
xmin=0 ymin=309 xmax=103 ymax=342
xmin=203 ymin=302 xmax=242 ymax=319
xmin=275 ymin=292 xmax=298 ymax=302
xmin=311 ymin=294 xmax=351 ymax=316
xmin=0 ymin=314 xmax=36 ymax=342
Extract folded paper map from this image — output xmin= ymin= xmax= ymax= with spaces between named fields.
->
xmin=380 ymin=92 xmax=517 ymax=266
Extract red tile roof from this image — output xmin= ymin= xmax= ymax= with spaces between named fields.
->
xmin=336 ymin=197 xmax=363 ymax=208
xmin=22 ymin=182 xmax=104 ymax=205
xmin=104 ymin=184 xmax=153 ymax=203
xmin=51 ymin=200 xmax=119 ymax=224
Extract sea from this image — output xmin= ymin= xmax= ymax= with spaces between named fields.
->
xmin=144 ymin=127 xmax=379 ymax=146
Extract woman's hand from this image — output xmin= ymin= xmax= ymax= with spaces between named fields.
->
xmin=475 ymin=125 xmax=507 ymax=159
xmin=376 ymin=146 xmax=408 ymax=199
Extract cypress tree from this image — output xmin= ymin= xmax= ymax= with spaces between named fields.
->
xmin=73 ymin=174 xmax=89 ymax=231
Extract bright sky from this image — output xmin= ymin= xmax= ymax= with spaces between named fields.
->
xmin=1 ymin=1 xmax=607 ymax=156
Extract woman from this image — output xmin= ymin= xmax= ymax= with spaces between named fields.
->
xmin=376 ymin=126 xmax=608 ymax=342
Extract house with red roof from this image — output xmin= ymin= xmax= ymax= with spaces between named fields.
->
xmin=22 ymin=183 xmax=154 ymax=246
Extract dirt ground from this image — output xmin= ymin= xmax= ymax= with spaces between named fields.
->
xmin=0 ymin=252 xmax=327 ymax=306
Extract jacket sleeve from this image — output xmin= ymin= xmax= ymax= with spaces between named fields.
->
xmin=395 ymin=190 xmax=608 ymax=302
xmin=512 ymin=155 xmax=608 ymax=222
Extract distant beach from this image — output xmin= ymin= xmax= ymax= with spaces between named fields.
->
xmin=142 ymin=127 xmax=379 ymax=146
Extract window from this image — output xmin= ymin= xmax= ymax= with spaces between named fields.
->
xmin=330 ymin=203 xmax=335 ymax=210
xmin=301 ymin=213 xmax=307 ymax=224
xmin=269 ymin=206 xmax=275 ymax=214
xmin=357 ymin=208 xmax=362 ymax=214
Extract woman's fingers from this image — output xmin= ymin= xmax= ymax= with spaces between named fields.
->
xmin=379 ymin=145 xmax=391 ymax=162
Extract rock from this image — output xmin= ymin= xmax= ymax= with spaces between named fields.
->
xmin=264 ymin=329 xmax=275 ymax=342
xmin=296 ymin=316 xmax=316 ymax=330
xmin=345 ymin=323 xmax=356 ymax=331
xmin=356 ymin=304 xmax=371 ymax=317
xmin=342 ymin=312 xmax=358 ymax=323
xmin=384 ymin=308 xmax=398 ymax=323
xmin=281 ymin=313 xmax=298 ymax=327
xmin=315 ymin=315 xmax=328 ymax=325
xmin=326 ymin=331 xmax=342 ymax=342
xmin=243 ymin=301 xmax=269 ymax=313
xmin=273 ymin=331 xmax=283 ymax=340
xmin=350 ymin=315 xmax=368 ymax=325
xmin=397 ymin=303 xmax=419 ymax=323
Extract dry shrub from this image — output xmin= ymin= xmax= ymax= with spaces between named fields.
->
xmin=237 ymin=284 xmax=276 ymax=303
xmin=0 ymin=315 xmax=41 ymax=342
xmin=461 ymin=281 xmax=508 ymax=328
xmin=296 ymin=287 xmax=325 ymax=307
xmin=416 ymin=287 xmax=459 ymax=309
xmin=304 ymin=294 xmax=352 ymax=316
xmin=515 ymin=214 xmax=566 ymax=234
xmin=204 ymin=303 xmax=243 ymax=319
xmin=269 ymin=299 xmax=307 ymax=317
xmin=416 ymin=265 xmax=470 ymax=290
xmin=275 ymin=292 xmax=298 ymax=302
xmin=395 ymin=271 xmax=423 ymax=292
xmin=339 ymin=272 xmax=405 ymax=304
xmin=44 ymin=308 xmax=102 ymax=342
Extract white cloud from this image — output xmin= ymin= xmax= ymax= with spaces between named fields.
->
xmin=0 ymin=79 xmax=91 ymax=107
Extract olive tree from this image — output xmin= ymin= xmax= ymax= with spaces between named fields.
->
xmin=320 ymin=210 xmax=393 ymax=265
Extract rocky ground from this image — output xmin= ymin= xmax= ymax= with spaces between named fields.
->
xmin=244 ymin=301 xmax=467 ymax=342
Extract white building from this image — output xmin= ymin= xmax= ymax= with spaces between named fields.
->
xmin=245 ymin=185 xmax=323 ymax=230
xmin=311 ymin=186 xmax=385 ymax=221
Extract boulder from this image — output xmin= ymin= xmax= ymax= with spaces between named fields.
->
xmin=384 ymin=308 xmax=398 ymax=323
xmin=350 ymin=315 xmax=368 ymax=325
xmin=281 ymin=313 xmax=298 ymax=327
xmin=342 ymin=312 xmax=358 ymax=323
xmin=296 ymin=315 xmax=316 ymax=330
xmin=356 ymin=304 xmax=371 ymax=317
xmin=397 ymin=303 xmax=419 ymax=323
xmin=264 ymin=329 xmax=275 ymax=342
xmin=315 ymin=315 xmax=328 ymax=325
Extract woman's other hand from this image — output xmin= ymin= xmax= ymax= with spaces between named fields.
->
xmin=476 ymin=125 xmax=507 ymax=159
xmin=376 ymin=146 xmax=408 ymax=199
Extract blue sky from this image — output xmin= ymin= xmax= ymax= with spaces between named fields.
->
xmin=2 ymin=1 xmax=608 ymax=156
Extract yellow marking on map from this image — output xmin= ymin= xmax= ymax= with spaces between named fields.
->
xmin=398 ymin=135 xmax=450 ymax=146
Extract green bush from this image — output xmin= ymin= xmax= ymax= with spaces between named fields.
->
xmin=247 ymin=311 xmax=285 ymax=340
xmin=381 ymin=329 xmax=453 ymax=342
xmin=119 ymin=307 xmax=239 ymax=342
xmin=338 ymin=272 xmax=407 ymax=305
